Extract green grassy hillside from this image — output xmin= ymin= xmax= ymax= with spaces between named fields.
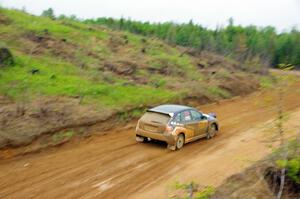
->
xmin=0 ymin=9 xmax=180 ymax=109
xmin=0 ymin=8 xmax=261 ymax=148
xmin=0 ymin=8 xmax=260 ymax=110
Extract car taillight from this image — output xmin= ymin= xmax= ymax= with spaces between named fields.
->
xmin=136 ymin=120 xmax=140 ymax=131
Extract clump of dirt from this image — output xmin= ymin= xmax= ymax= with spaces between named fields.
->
xmin=180 ymin=48 xmax=261 ymax=97
xmin=147 ymin=59 xmax=184 ymax=76
xmin=0 ymin=47 xmax=14 ymax=67
xmin=182 ymin=48 xmax=202 ymax=57
xmin=186 ymin=48 xmax=269 ymax=75
xmin=147 ymin=66 xmax=177 ymax=76
xmin=213 ymin=164 xmax=300 ymax=199
xmin=108 ymin=34 xmax=128 ymax=52
xmin=198 ymin=51 xmax=240 ymax=70
xmin=131 ymin=77 xmax=149 ymax=85
xmin=22 ymin=31 xmax=105 ymax=69
xmin=218 ymin=75 xmax=260 ymax=96
xmin=0 ymin=97 xmax=115 ymax=149
xmin=184 ymin=94 xmax=212 ymax=107
xmin=103 ymin=60 xmax=137 ymax=75
xmin=179 ymin=48 xmax=241 ymax=71
xmin=23 ymin=32 xmax=77 ymax=61
xmin=212 ymin=163 xmax=274 ymax=199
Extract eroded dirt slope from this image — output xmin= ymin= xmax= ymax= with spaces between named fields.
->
xmin=0 ymin=81 xmax=299 ymax=199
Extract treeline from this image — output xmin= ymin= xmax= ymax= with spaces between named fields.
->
xmin=84 ymin=18 xmax=300 ymax=67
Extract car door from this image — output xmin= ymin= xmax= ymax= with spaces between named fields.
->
xmin=182 ymin=110 xmax=199 ymax=138
xmin=190 ymin=110 xmax=208 ymax=137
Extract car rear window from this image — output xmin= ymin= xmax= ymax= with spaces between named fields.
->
xmin=141 ymin=112 xmax=171 ymax=124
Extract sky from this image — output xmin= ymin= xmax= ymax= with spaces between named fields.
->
xmin=0 ymin=0 xmax=299 ymax=31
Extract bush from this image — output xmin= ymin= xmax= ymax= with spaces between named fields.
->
xmin=0 ymin=47 xmax=14 ymax=67
xmin=171 ymin=181 xmax=215 ymax=199
xmin=195 ymin=186 xmax=215 ymax=199
xmin=41 ymin=8 xmax=55 ymax=20
xmin=52 ymin=131 xmax=75 ymax=143
xmin=276 ymin=157 xmax=300 ymax=184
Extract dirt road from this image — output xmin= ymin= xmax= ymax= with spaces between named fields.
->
xmin=0 ymin=80 xmax=300 ymax=199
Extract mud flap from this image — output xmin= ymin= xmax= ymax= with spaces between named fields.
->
xmin=136 ymin=136 xmax=145 ymax=142
xmin=167 ymin=144 xmax=176 ymax=151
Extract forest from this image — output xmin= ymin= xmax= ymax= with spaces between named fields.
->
xmin=84 ymin=17 xmax=300 ymax=68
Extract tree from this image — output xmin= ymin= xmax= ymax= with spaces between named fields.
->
xmin=234 ymin=33 xmax=248 ymax=61
xmin=83 ymin=17 xmax=300 ymax=68
xmin=41 ymin=8 xmax=55 ymax=20
xmin=58 ymin=14 xmax=67 ymax=20
xmin=166 ymin=24 xmax=177 ymax=44
xmin=269 ymin=64 xmax=295 ymax=199
xmin=69 ymin=14 xmax=79 ymax=21
xmin=228 ymin=17 xmax=234 ymax=27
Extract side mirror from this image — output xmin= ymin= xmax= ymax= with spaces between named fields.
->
xmin=208 ymin=113 xmax=217 ymax=118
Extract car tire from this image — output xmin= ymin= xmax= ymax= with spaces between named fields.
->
xmin=176 ymin=134 xmax=185 ymax=150
xmin=207 ymin=124 xmax=217 ymax=139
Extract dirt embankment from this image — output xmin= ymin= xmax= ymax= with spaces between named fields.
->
xmin=0 ymin=97 xmax=115 ymax=149
xmin=0 ymin=69 xmax=259 ymax=151
xmin=0 ymin=79 xmax=299 ymax=199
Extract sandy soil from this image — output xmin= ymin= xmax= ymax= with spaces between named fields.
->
xmin=0 ymin=80 xmax=299 ymax=199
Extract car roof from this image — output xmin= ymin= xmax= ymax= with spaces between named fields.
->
xmin=148 ymin=104 xmax=196 ymax=115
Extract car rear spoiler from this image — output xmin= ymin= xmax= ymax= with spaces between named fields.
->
xmin=146 ymin=109 xmax=174 ymax=117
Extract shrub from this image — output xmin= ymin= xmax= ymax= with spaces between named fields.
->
xmin=52 ymin=131 xmax=75 ymax=143
xmin=276 ymin=157 xmax=300 ymax=184
xmin=41 ymin=8 xmax=55 ymax=20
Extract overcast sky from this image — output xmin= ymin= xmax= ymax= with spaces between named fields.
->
xmin=1 ymin=0 xmax=299 ymax=31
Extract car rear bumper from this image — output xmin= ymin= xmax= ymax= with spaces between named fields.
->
xmin=136 ymin=128 xmax=176 ymax=145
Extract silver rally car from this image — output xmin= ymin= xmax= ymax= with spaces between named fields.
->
xmin=135 ymin=104 xmax=219 ymax=150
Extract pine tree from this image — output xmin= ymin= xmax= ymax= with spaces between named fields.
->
xmin=41 ymin=8 xmax=55 ymax=20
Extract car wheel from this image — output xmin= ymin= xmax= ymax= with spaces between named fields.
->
xmin=176 ymin=134 xmax=185 ymax=150
xmin=207 ymin=124 xmax=217 ymax=139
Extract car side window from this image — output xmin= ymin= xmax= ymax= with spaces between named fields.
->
xmin=190 ymin=110 xmax=202 ymax=121
xmin=174 ymin=113 xmax=182 ymax=123
xmin=182 ymin=111 xmax=192 ymax=122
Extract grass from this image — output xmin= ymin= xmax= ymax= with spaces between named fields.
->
xmin=0 ymin=52 xmax=179 ymax=109
xmin=194 ymin=186 xmax=216 ymax=199
xmin=1 ymin=8 xmax=108 ymax=42
xmin=171 ymin=181 xmax=215 ymax=199
xmin=274 ymin=138 xmax=300 ymax=185
xmin=0 ymin=8 xmax=186 ymax=109
xmin=0 ymin=8 xmax=189 ymax=109
xmin=259 ymin=76 xmax=274 ymax=89
xmin=52 ymin=130 xmax=76 ymax=143
xmin=117 ymin=107 xmax=147 ymax=122
xmin=207 ymin=86 xmax=231 ymax=99
xmin=149 ymin=76 xmax=167 ymax=87
xmin=0 ymin=8 xmax=250 ymax=113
